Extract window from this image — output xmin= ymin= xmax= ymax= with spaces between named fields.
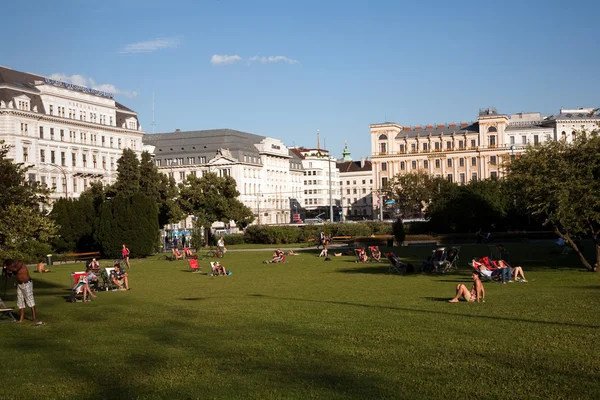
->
xmin=353 ymin=188 xmax=357 ymax=194
xmin=39 ymin=127 xmax=44 ymax=139
xmin=411 ymin=161 xmax=417 ymax=169
xmin=471 ymin=157 xmax=477 ymax=166
xmin=51 ymin=177 xmax=57 ymax=190
xmin=118 ymin=139 xmax=122 ymax=148
xmin=353 ymin=180 xmax=356 ymax=185
xmin=380 ymin=142 xmax=387 ymax=153
xmin=179 ymin=171 xmax=185 ymax=180
xmin=362 ymin=188 xmax=366 ymax=194
xmin=381 ymin=162 xmax=387 ymax=171
xmin=61 ymin=152 xmax=66 ymax=166
xmin=399 ymin=144 xmax=405 ymax=153
xmin=110 ymin=138 xmax=114 ymax=147
xmin=447 ymin=158 xmax=452 ymax=167
xmin=82 ymin=154 xmax=87 ymax=167
xmin=187 ymin=157 xmax=195 ymax=164
xmin=400 ymin=161 xmax=405 ymax=170
xmin=489 ymin=135 xmax=496 ymax=147
xmin=490 ymin=156 xmax=497 ymax=165
xmin=447 ymin=174 xmax=453 ymax=182
xmin=378 ymin=134 xmax=388 ymax=140
xmin=50 ymin=128 xmax=55 ymax=140
xmin=346 ymin=189 xmax=350 ymax=195
xmin=41 ymin=176 xmax=47 ymax=187
xmin=470 ymin=139 xmax=476 ymax=148
xmin=73 ymin=178 xmax=78 ymax=193
xmin=381 ymin=177 xmax=388 ymax=186
xmin=522 ymin=135 xmax=527 ymax=144
xmin=435 ymin=142 xmax=440 ymax=151
xmin=23 ymin=147 xmax=29 ymax=162
xmin=346 ymin=180 xmax=350 ymax=185
xmin=458 ymin=140 xmax=464 ymax=149
xmin=362 ymin=180 xmax=366 ymax=184
xmin=446 ymin=141 xmax=452 ymax=149
xmin=471 ymin=173 xmax=478 ymax=182
xmin=533 ymin=135 xmax=539 ymax=145
xmin=49 ymin=105 xmax=53 ymax=115
xmin=459 ymin=158 xmax=464 ymax=167
xmin=490 ymin=171 xmax=498 ymax=179
xmin=423 ymin=143 xmax=428 ymax=151
xmin=50 ymin=151 xmax=55 ymax=164
xmin=510 ymin=136 xmax=515 ymax=145
xmin=20 ymin=123 xmax=28 ymax=135
xmin=423 ymin=160 xmax=428 ymax=169
xmin=102 ymin=156 xmax=107 ymax=169
xmin=200 ymin=156 xmax=207 ymax=164
xmin=60 ymin=129 xmax=64 ymax=141
xmin=72 ymin=153 xmax=76 ymax=166
xmin=411 ymin=143 xmax=416 ymax=152
xmin=93 ymin=155 xmax=97 ymax=168
xmin=460 ymin=173 xmax=465 ymax=184
xmin=435 ymin=159 xmax=440 ymax=169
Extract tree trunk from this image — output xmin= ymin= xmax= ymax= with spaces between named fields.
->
xmin=553 ymin=226 xmax=594 ymax=271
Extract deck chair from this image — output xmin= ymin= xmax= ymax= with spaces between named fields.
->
xmin=68 ymin=272 xmax=88 ymax=302
xmin=368 ymin=246 xmax=382 ymax=262
xmin=440 ymin=247 xmax=460 ymax=273
xmin=101 ymin=267 xmax=120 ymax=291
xmin=0 ymin=296 xmax=17 ymax=324
xmin=188 ymin=259 xmax=202 ymax=273
xmin=386 ymin=252 xmax=414 ymax=274
xmin=354 ymin=248 xmax=368 ymax=263
xmin=470 ymin=258 xmax=501 ymax=282
xmin=421 ymin=247 xmax=446 ymax=273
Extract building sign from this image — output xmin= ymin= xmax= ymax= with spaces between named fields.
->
xmin=271 ymin=144 xmax=281 ymax=150
xmin=44 ymin=78 xmax=114 ymax=99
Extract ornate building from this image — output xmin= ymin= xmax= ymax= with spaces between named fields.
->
xmin=337 ymin=143 xmax=373 ymax=220
xmin=0 ymin=65 xmax=145 ymax=201
xmin=143 ymin=129 xmax=304 ymax=225
xmin=370 ymin=107 xmax=600 ymax=190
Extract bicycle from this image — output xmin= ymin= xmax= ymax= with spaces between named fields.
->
xmin=203 ymin=246 xmax=224 ymax=258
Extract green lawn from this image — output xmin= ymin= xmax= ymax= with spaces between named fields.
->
xmin=1 ymin=244 xmax=599 ymax=399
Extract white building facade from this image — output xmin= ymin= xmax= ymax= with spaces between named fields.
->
xmin=0 ymin=65 xmax=145 ymax=201
xmin=143 ymin=129 xmax=305 ymax=225
xmin=337 ymin=144 xmax=373 ymax=220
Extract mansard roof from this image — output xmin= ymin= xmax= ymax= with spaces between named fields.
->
xmin=336 ymin=160 xmax=372 ymax=172
xmin=394 ymin=122 xmax=479 ymax=139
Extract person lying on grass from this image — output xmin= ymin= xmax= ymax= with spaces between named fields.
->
xmin=288 ymin=250 xmax=299 ymax=256
xmin=266 ymin=249 xmax=285 ymax=263
xmin=497 ymin=260 xmax=528 ymax=282
xmin=449 ymin=271 xmax=485 ymax=303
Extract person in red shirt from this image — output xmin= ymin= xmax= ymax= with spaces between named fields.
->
xmin=121 ymin=244 xmax=131 ymax=269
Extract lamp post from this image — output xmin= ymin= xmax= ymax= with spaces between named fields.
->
xmin=49 ymin=163 xmax=68 ymax=199
xmin=256 ymin=191 xmax=262 ymax=225
xmin=328 ymin=154 xmax=334 ymax=223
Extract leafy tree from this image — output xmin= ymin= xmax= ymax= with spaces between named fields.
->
xmin=391 ymin=218 xmax=405 ymax=244
xmin=178 ymin=173 xmax=254 ymax=228
xmin=0 ymin=141 xmax=56 ymax=261
xmin=139 ymin=151 xmax=183 ymax=226
xmin=113 ymin=148 xmax=140 ymax=196
xmin=383 ymin=171 xmax=437 ymax=218
xmin=507 ymin=131 xmax=600 ymax=271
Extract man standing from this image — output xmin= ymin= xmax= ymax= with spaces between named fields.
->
xmin=3 ymin=259 xmax=42 ymax=324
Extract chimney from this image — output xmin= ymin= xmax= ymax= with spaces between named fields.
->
xmin=460 ymin=122 xmax=469 ymax=127
xmin=449 ymin=123 xmax=457 ymax=128
xmin=175 ymin=128 xmax=181 ymax=132
xmin=425 ymin=124 xmax=433 ymax=129
xmin=403 ymin=126 xmax=411 ymax=131
xmin=414 ymin=125 xmax=422 ymax=130
xmin=437 ymin=124 xmax=445 ymax=129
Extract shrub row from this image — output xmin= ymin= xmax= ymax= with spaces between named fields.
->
xmin=243 ymin=223 xmax=393 ymax=245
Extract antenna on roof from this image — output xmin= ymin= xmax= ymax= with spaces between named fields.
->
xmin=151 ymin=92 xmax=156 ymax=134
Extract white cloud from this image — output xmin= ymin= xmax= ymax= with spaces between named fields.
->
xmin=49 ymin=73 xmax=137 ymax=98
xmin=119 ymin=37 xmax=180 ymax=54
xmin=248 ymin=55 xmax=298 ymax=64
xmin=210 ymin=54 xmax=243 ymax=65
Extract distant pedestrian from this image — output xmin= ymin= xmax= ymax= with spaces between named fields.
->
xmin=122 ymin=244 xmax=131 ymax=269
xmin=181 ymin=235 xmax=187 ymax=249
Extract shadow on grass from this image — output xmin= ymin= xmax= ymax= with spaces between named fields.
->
xmin=336 ymin=266 xmax=422 ymax=277
xmin=247 ymin=294 xmax=600 ymax=329
xmin=424 ymin=297 xmax=450 ymax=302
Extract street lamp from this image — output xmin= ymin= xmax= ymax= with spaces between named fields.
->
xmin=256 ymin=191 xmax=263 ymax=225
xmin=49 ymin=163 xmax=68 ymax=199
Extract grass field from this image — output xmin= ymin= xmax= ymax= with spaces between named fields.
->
xmin=1 ymin=244 xmax=599 ymax=399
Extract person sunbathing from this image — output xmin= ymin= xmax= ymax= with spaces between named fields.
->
xmin=510 ymin=264 xmax=528 ymax=282
xmin=371 ymin=248 xmax=381 ymax=262
xmin=35 ymin=261 xmax=50 ymax=273
xmin=75 ymin=273 xmax=97 ymax=302
xmin=266 ymin=250 xmax=285 ymax=263
xmin=288 ymin=250 xmax=299 ymax=256
xmin=449 ymin=271 xmax=485 ymax=303
xmin=319 ymin=247 xmax=328 ymax=257
xmin=183 ymin=247 xmax=194 ymax=259
xmin=213 ymin=261 xmax=227 ymax=276
xmin=357 ymin=249 xmax=368 ymax=263
xmin=172 ymin=248 xmax=183 ymax=261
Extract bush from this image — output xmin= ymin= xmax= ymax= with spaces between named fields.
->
xmin=223 ymin=234 xmax=245 ymax=245
xmin=0 ymin=241 xmax=52 ymax=264
xmin=392 ymin=218 xmax=406 ymax=245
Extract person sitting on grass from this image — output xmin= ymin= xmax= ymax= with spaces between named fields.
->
xmin=212 ymin=261 xmax=227 ymax=276
xmin=172 ymin=247 xmax=183 ymax=261
xmin=266 ymin=249 xmax=285 ymax=263
xmin=288 ymin=250 xmax=299 ymax=256
xmin=498 ymin=260 xmax=528 ymax=282
xmin=183 ymin=247 xmax=194 ymax=259
xmin=35 ymin=261 xmax=50 ymax=273
xmin=449 ymin=271 xmax=485 ymax=303
xmin=319 ymin=247 xmax=328 ymax=258
xmin=110 ymin=264 xmax=130 ymax=290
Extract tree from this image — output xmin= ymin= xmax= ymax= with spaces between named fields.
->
xmin=0 ymin=141 xmax=56 ymax=261
xmin=507 ymin=131 xmax=600 ymax=271
xmin=383 ymin=172 xmax=437 ymax=218
xmin=178 ymin=173 xmax=254 ymax=228
xmin=113 ymin=148 xmax=140 ymax=196
xmin=139 ymin=151 xmax=183 ymax=226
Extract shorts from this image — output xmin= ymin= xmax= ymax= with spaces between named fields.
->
xmin=17 ymin=280 xmax=35 ymax=309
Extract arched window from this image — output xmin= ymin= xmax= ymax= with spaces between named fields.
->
xmin=378 ymin=134 xmax=388 ymax=140
xmin=488 ymin=126 xmax=497 ymax=133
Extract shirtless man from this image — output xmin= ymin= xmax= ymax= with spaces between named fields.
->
xmin=449 ymin=271 xmax=485 ymax=303
xmin=3 ymin=259 xmax=41 ymax=323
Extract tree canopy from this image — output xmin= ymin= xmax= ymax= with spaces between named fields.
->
xmin=507 ymin=131 xmax=600 ymax=271
xmin=178 ymin=173 xmax=254 ymax=228
xmin=383 ymin=171 xmax=437 ymax=218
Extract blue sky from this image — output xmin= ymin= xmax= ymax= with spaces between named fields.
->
xmin=3 ymin=0 xmax=599 ymax=159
